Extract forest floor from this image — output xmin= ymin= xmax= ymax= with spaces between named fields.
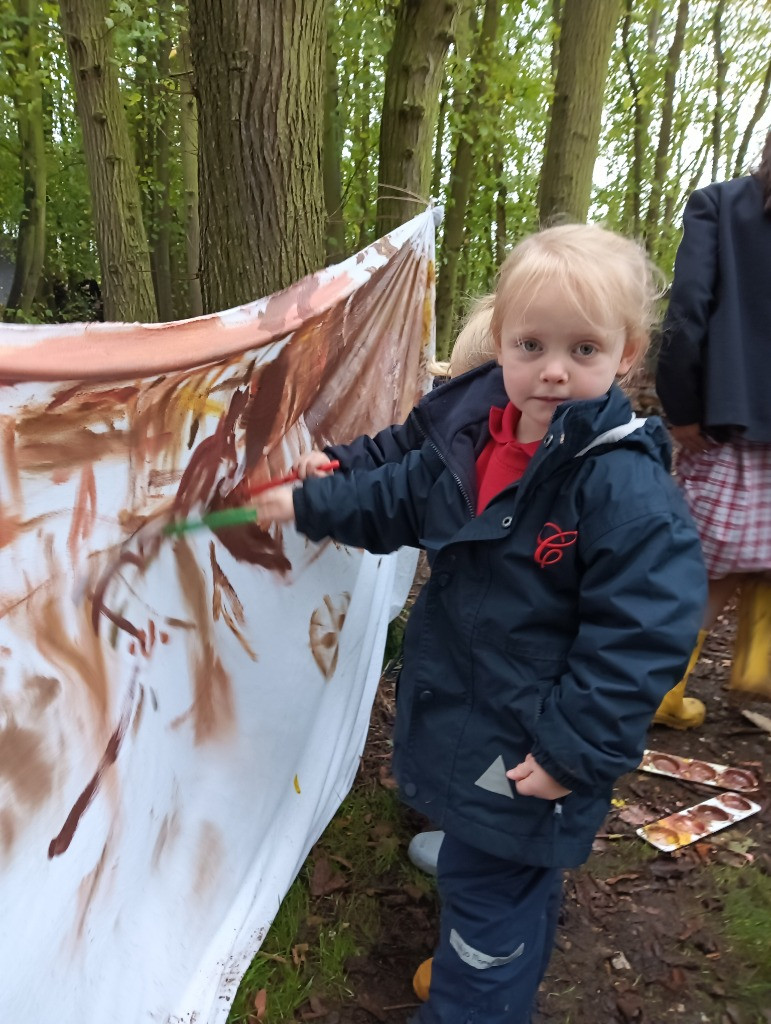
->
xmin=269 ymin=585 xmax=771 ymax=1024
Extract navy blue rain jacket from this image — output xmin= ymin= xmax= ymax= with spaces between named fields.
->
xmin=295 ymin=363 xmax=706 ymax=868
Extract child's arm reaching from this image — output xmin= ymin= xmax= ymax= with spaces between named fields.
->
xmin=507 ymin=753 xmax=571 ymax=800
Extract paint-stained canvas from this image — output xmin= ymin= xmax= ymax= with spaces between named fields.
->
xmin=0 ymin=210 xmax=437 ymax=1024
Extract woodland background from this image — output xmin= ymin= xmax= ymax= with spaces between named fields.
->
xmin=0 ymin=0 xmax=769 ymax=360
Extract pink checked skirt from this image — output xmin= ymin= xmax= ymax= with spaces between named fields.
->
xmin=677 ymin=440 xmax=771 ymax=579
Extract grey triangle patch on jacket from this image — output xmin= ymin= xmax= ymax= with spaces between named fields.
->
xmin=474 ymin=755 xmax=514 ymax=798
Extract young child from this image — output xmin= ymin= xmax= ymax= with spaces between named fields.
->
xmin=253 ymin=223 xmax=706 ymax=1024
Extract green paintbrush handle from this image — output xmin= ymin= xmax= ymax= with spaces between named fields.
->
xmin=163 ymin=505 xmax=259 ymax=536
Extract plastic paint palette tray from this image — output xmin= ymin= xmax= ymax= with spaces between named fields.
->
xmin=638 ymin=749 xmax=759 ymax=792
xmin=637 ymin=791 xmax=761 ymax=852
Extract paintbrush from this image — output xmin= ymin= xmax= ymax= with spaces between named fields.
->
xmin=162 ymin=460 xmax=340 ymax=536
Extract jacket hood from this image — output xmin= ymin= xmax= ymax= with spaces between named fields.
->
xmin=419 ymin=361 xmax=672 ymax=476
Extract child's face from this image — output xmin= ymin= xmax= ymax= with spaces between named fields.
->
xmin=496 ymin=278 xmax=636 ymax=444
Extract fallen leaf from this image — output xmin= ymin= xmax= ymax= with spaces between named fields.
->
xmin=615 ymin=988 xmax=643 ymax=1021
xmin=661 ymin=966 xmax=688 ymax=991
xmin=618 ymin=804 xmax=653 ymax=826
xmin=356 ymin=993 xmax=387 ymax=1021
xmin=292 ymin=942 xmax=309 ymax=966
xmin=402 ymin=883 xmax=425 ymax=901
xmin=253 ymin=988 xmax=267 ymax=1020
xmin=310 ymin=856 xmax=349 ymax=897
xmin=301 ymin=995 xmax=329 ymax=1020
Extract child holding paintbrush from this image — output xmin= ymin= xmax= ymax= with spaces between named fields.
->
xmin=250 ymin=223 xmax=705 ymax=1023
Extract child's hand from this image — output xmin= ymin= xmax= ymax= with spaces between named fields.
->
xmin=507 ymin=753 xmax=571 ymax=800
xmin=294 ymin=451 xmax=333 ymax=479
xmin=253 ymin=484 xmax=296 ymax=525
xmin=669 ymin=423 xmax=714 ymax=454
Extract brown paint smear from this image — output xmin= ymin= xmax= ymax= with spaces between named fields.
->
xmin=0 ymin=720 xmax=55 ymax=808
xmin=210 ymin=542 xmax=257 ymax=661
xmin=309 ymin=592 xmax=350 ymax=680
xmin=67 ymin=464 xmax=97 ymax=566
xmin=30 ymin=586 xmax=111 ymax=720
xmin=192 ymin=821 xmax=224 ymax=900
xmin=75 ymin=838 xmax=111 ymax=940
xmin=173 ymin=537 xmax=235 ymax=744
xmin=48 ymin=671 xmax=137 ymax=859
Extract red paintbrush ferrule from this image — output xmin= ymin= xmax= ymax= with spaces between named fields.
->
xmin=245 ymin=459 xmax=340 ymax=497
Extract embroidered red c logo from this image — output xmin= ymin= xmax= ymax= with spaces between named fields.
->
xmin=534 ymin=522 xmax=578 ymax=568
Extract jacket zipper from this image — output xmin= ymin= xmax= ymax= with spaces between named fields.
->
xmin=415 ymin=417 xmax=476 ymax=520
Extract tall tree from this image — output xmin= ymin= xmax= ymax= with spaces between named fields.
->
xmin=710 ymin=0 xmax=727 ymax=182
xmin=376 ymin=0 xmax=460 ymax=235
xmin=643 ymin=0 xmax=688 ymax=250
xmin=4 ymin=0 xmax=46 ymax=315
xmin=538 ymin=0 xmax=621 ymax=223
xmin=58 ymin=0 xmax=157 ymax=322
xmin=323 ymin=0 xmax=346 ymax=263
xmin=733 ymin=55 xmax=771 ymax=177
xmin=177 ymin=30 xmax=203 ymax=317
xmin=433 ymin=0 xmax=502 ymax=358
xmin=189 ymin=0 xmax=326 ymax=309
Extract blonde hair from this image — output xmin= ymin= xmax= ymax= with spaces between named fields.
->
xmin=491 ymin=223 xmax=662 ymax=372
xmin=429 ymin=293 xmax=496 ymax=380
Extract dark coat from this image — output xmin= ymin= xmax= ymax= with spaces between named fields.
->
xmin=656 ymin=175 xmax=771 ymax=442
xmin=296 ymin=364 xmax=706 ymax=868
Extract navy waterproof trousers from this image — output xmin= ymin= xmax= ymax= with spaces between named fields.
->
xmin=413 ymin=833 xmax=563 ymax=1024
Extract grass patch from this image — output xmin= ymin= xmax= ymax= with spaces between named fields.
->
xmin=708 ymin=864 xmax=771 ymax=1013
xmin=227 ymin=780 xmax=433 ymax=1023
xmin=588 ymin=836 xmax=659 ymax=877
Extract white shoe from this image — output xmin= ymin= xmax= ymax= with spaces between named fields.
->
xmin=407 ymin=830 xmax=444 ymax=876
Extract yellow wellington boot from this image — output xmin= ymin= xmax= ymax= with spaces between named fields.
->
xmin=653 ymin=630 xmax=708 ymax=730
xmin=412 ymin=957 xmax=432 ymax=1001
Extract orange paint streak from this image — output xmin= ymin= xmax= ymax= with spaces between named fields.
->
xmin=67 ymin=465 xmax=97 ymax=566
xmin=172 ymin=537 xmax=234 ymax=744
xmin=0 ymin=269 xmax=358 ymax=382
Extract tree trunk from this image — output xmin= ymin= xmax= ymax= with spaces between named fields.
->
xmin=494 ymin=143 xmax=506 ymax=266
xmin=643 ymin=0 xmax=688 ymax=250
xmin=431 ymin=75 xmax=449 ymax=201
xmin=620 ymin=0 xmax=660 ymax=236
xmin=59 ymin=0 xmax=157 ymax=322
xmin=151 ymin=5 xmax=174 ymax=321
xmin=323 ymin=0 xmax=346 ymax=263
xmin=710 ymin=0 xmax=727 ymax=182
xmin=177 ymin=32 xmax=203 ymax=317
xmin=538 ymin=0 xmax=621 ymax=224
xmin=733 ymin=60 xmax=771 ymax=177
xmin=433 ymin=0 xmax=502 ymax=359
xmin=354 ymin=52 xmax=373 ymax=251
xmin=5 ymin=0 xmax=46 ymax=315
xmin=189 ymin=0 xmax=326 ymax=309
xmin=376 ymin=0 xmax=460 ymax=236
